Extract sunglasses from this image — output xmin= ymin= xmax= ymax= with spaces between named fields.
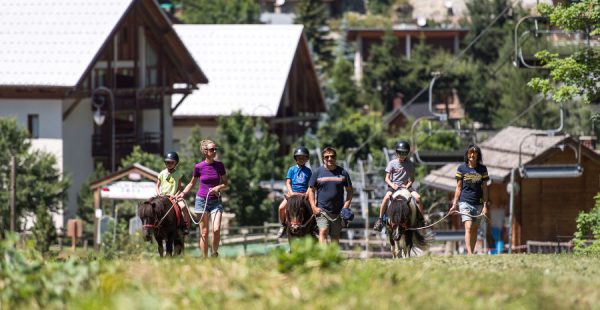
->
xmin=396 ymin=151 xmax=409 ymax=156
xmin=324 ymin=155 xmax=336 ymax=160
xmin=205 ymin=148 xmax=218 ymax=152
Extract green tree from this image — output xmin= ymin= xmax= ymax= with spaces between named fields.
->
xmin=463 ymin=0 xmax=512 ymax=64
xmin=0 ymin=118 xmax=69 ymax=231
xmin=217 ymin=113 xmax=280 ymax=225
xmin=327 ymin=55 xmax=363 ymax=120
xmin=176 ymin=0 xmax=260 ymax=24
xmin=367 ymin=0 xmax=394 ymax=15
xmin=77 ymin=163 xmax=110 ymax=226
xmin=118 ymin=145 xmax=163 ymax=172
xmin=295 ymin=0 xmax=335 ymax=71
xmin=31 ymin=204 xmax=57 ymax=254
xmin=362 ymin=30 xmax=413 ymax=112
xmin=528 ymin=0 xmax=600 ymax=105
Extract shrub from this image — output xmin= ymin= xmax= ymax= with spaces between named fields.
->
xmin=573 ymin=193 xmax=600 ymax=254
xmin=273 ymin=238 xmax=343 ymax=273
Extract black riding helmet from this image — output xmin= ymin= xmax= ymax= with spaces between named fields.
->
xmin=164 ymin=151 xmax=179 ymax=164
xmin=293 ymin=146 xmax=310 ymax=159
xmin=395 ymin=141 xmax=410 ymax=153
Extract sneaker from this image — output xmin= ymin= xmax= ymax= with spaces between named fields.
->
xmin=211 ymin=251 xmax=219 ymax=257
xmin=276 ymin=225 xmax=287 ymax=238
xmin=183 ymin=227 xmax=190 ymax=235
xmin=373 ymin=218 xmax=384 ymax=232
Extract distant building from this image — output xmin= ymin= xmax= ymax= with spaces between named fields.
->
xmin=0 ymin=0 xmax=207 ymax=222
xmin=423 ymin=126 xmax=600 ymax=250
xmin=172 ymin=25 xmax=325 ymax=154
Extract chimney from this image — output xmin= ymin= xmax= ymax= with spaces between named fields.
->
xmin=393 ymin=93 xmax=404 ymax=110
xmin=579 ymin=136 xmax=597 ymax=150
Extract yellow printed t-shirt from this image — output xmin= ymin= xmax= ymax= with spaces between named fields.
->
xmin=158 ymin=168 xmax=183 ymax=196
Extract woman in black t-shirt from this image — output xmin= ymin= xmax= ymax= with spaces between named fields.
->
xmin=449 ymin=144 xmax=490 ymax=255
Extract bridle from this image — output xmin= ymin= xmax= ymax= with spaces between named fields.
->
xmin=142 ymin=197 xmax=176 ymax=230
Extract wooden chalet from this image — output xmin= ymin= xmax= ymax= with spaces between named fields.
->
xmin=171 ymin=25 xmax=325 ymax=154
xmin=423 ymin=126 xmax=600 ymax=250
xmin=0 ymin=0 xmax=207 ymax=220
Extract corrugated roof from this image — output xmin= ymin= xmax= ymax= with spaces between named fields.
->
xmin=172 ymin=25 xmax=304 ymax=117
xmin=0 ymin=0 xmax=134 ymax=87
xmin=423 ymin=126 xmax=568 ymax=191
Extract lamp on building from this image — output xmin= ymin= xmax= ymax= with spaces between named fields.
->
xmin=92 ymin=86 xmax=116 ymax=173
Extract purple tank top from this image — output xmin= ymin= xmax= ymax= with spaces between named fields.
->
xmin=193 ymin=161 xmax=226 ymax=200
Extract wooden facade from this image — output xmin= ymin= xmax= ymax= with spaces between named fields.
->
xmin=72 ymin=0 xmax=207 ymax=170
xmin=423 ymin=127 xmax=600 ymax=250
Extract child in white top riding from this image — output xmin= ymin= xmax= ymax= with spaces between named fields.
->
xmin=373 ymin=141 xmax=423 ymax=232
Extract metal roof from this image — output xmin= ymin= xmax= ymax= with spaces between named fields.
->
xmin=172 ymin=24 xmax=304 ymax=118
xmin=0 ymin=0 xmax=134 ymax=87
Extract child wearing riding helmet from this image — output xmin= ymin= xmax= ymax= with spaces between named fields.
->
xmin=156 ymin=151 xmax=191 ymax=235
xmin=276 ymin=146 xmax=312 ymax=238
xmin=373 ymin=141 xmax=423 ymax=232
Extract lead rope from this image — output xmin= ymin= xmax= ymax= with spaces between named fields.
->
xmin=406 ymin=210 xmax=489 ymax=231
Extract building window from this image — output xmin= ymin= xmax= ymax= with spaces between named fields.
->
xmin=28 ymin=114 xmax=39 ymax=138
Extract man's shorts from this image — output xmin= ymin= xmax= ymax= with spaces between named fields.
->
xmin=316 ymin=211 xmax=342 ymax=239
xmin=194 ymin=196 xmax=223 ymax=214
xmin=458 ymin=201 xmax=483 ymax=224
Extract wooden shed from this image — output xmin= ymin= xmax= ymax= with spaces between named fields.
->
xmin=423 ymin=126 xmax=600 ymax=251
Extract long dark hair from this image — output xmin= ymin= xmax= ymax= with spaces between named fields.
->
xmin=464 ymin=144 xmax=483 ymax=164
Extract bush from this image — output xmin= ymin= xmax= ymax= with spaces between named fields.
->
xmin=573 ymin=193 xmax=600 ymax=254
xmin=0 ymin=234 xmax=99 ymax=308
xmin=31 ymin=205 xmax=58 ymax=254
xmin=273 ymin=238 xmax=343 ymax=273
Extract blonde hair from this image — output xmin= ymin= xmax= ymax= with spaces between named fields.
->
xmin=201 ymin=139 xmax=216 ymax=156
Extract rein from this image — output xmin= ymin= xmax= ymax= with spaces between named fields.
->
xmin=143 ymin=197 xmax=176 ymax=229
xmin=319 ymin=212 xmax=340 ymax=222
xmin=290 ymin=214 xmax=316 ymax=229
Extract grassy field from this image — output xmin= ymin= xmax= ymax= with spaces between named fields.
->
xmin=65 ymin=253 xmax=599 ymax=309
xmin=3 ymin=235 xmax=599 ymax=310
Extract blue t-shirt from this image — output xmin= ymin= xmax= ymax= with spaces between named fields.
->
xmin=455 ymin=163 xmax=489 ymax=205
xmin=309 ymin=166 xmax=352 ymax=214
xmin=286 ymin=165 xmax=312 ymax=193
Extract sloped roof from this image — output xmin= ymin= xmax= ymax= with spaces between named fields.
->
xmin=0 ymin=0 xmax=134 ymax=87
xmin=423 ymin=126 xmax=569 ymax=191
xmin=172 ymin=25 xmax=307 ymax=118
xmin=0 ymin=0 xmax=207 ymax=88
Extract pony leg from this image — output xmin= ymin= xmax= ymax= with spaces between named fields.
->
xmin=157 ymin=238 xmax=164 ymax=257
xmin=175 ymin=233 xmax=184 ymax=256
xmin=166 ymin=237 xmax=174 ymax=256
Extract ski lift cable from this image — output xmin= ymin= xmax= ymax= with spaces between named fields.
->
xmin=351 ymin=5 xmax=512 ymax=159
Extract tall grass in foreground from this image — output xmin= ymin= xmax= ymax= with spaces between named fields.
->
xmin=2 ymin=237 xmax=600 ymax=309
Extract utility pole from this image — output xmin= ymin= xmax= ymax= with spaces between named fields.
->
xmin=10 ymin=155 xmax=16 ymax=232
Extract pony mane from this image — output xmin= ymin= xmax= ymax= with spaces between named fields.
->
xmin=286 ymin=195 xmax=310 ymax=218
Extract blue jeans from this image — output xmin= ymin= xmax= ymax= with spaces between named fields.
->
xmin=194 ymin=196 xmax=223 ymax=214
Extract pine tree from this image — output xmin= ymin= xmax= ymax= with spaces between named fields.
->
xmin=295 ymin=0 xmax=334 ymax=71
xmin=177 ymin=0 xmax=260 ymax=24
xmin=31 ymin=204 xmax=57 ymax=254
xmin=216 ymin=113 xmax=280 ymax=225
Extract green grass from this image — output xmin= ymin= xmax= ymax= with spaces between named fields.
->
xmin=64 ymin=254 xmax=599 ymax=309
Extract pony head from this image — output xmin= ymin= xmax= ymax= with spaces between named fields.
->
xmin=285 ymin=195 xmax=312 ymax=237
xmin=138 ymin=196 xmax=165 ymax=242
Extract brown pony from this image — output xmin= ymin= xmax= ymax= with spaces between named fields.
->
xmin=138 ymin=196 xmax=184 ymax=257
xmin=285 ymin=195 xmax=317 ymax=245
xmin=385 ymin=189 xmax=429 ymax=258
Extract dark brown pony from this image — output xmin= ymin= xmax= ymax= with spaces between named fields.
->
xmin=385 ymin=189 xmax=428 ymax=258
xmin=138 ymin=196 xmax=184 ymax=257
xmin=285 ymin=195 xmax=316 ymax=244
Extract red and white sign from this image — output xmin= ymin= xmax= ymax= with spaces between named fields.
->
xmin=101 ymin=181 xmax=155 ymax=200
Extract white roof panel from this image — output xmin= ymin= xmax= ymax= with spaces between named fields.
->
xmin=0 ymin=0 xmax=133 ymax=87
xmin=172 ymin=25 xmax=303 ymax=117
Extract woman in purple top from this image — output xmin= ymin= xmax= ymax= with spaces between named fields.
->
xmin=177 ymin=139 xmax=228 ymax=257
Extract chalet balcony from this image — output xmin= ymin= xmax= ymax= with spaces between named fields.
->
xmin=92 ymin=132 xmax=162 ymax=161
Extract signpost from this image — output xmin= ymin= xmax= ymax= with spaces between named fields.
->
xmin=100 ymin=181 xmax=156 ymax=199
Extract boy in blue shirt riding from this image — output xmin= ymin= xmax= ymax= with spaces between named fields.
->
xmin=276 ymin=146 xmax=312 ymax=238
